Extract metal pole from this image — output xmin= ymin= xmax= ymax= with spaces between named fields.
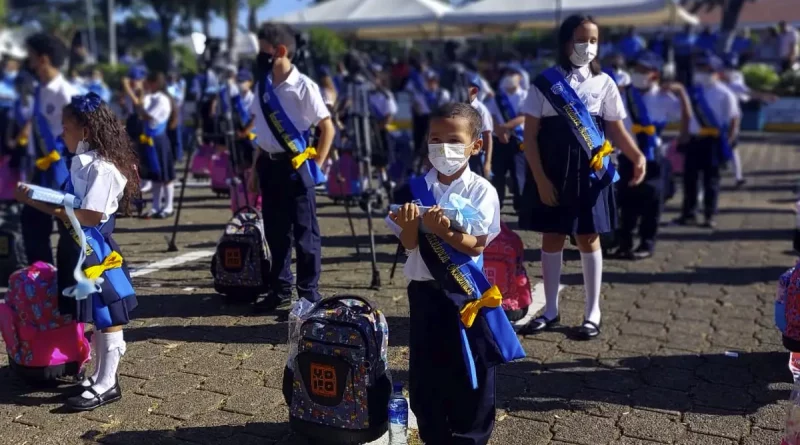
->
xmin=555 ymin=0 xmax=562 ymax=29
xmin=108 ymin=0 xmax=117 ymax=65
xmin=86 ymin=0 xmax=98 ymax=61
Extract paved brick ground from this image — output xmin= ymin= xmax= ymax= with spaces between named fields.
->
xmin=1 ymin=134 xmax=799 ymax=444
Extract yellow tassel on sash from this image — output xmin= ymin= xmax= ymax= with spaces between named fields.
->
xmin=631 ymin=124 xmax=656 ymax=136
xmin=290 ymin=147 xmax=318 ymax=170
xmin=698 ymin=127 xmax=720 ymax=137
xmin=35 ymin=150 xmax=61 ymax=171
xmin=247 ymin=133 xmax=257 ymax=140
xmin=589 ymin=140 xmax=614 ymax=172
xmin=17 ymin=136 xmax=28 ymax=146
xmin=84 ymin=251 xmax=124 ymax=280
xmin=139 ymin=134 xmax=154 ymax=146
xmin=519 ymin=142 xmax=524 ymax=151
xmin=459 ymin=285 xmax=503 ymax=328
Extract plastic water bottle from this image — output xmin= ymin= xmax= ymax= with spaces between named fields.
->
xmin=388 ymin=383 xmax=408 ymax=445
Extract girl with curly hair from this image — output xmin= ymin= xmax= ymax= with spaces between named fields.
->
xmin=15 ymin=92 xmax=139 ymax=411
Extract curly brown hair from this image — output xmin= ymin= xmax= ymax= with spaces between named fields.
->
xmin=63 ymin=101 xmax=141 ymax=216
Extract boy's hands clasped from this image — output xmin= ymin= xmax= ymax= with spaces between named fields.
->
xmin=389 ymin=203 xmax=451 ymax=236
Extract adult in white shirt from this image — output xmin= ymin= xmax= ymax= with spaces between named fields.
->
xmin=467 ymin=75 xmax=494 ymax=179
xmin=778 ymin=21 xmax=799 ymax=72
xmin=21 ymin=32 xmax=79 ymax=265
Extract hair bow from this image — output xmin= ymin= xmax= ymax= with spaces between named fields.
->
xmin=71 ymin=92 xmax=103 ymax=113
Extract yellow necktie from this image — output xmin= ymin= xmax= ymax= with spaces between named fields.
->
xmin=84 ymin=251 xmax=124 ymax=280
xmin=291 ymin=147 xmax=318 ymax=170
xmin=139 ymin=134 xmax=154 ymax=146
xmin=589 ymin=140 xmax=614 ymax=172
xmin=459 ymin=285 xmax=503 ymax=328
xmin=698 ymin=127 xmax=720 ymax=137
xmin=35 ymin=150 xmax=61 ymax=171
xmin=631 ymin=124 xmax=656 ymax=136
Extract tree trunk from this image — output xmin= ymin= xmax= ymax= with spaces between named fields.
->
xmin=248 ymin=5 xmax=258 ymax=32
xmin=226 ymin=0 xmax=239 ymax=65
xmin=717 ymin=0 xmax=747 ymax=54
xmin=159 ymin=14 xmax=172 ymax=58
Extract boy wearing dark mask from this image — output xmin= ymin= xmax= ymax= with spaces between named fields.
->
xmin=245 ymin=23 xmax=334 ymax=312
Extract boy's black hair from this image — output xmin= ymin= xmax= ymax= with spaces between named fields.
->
xmin=557 ymin=14 xmax=602 ymax=76
xmin=430 ymin=102 xmax=483 ymax=141
xmin=25 ymin=33 xmax=68 ymax=68
xmin=257 ymin=23 xmax=297 ymax=58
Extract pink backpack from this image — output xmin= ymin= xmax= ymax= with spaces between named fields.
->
xmin=210 ymin=149 xmax=232 ymax=195
xmin=0 ymin=155 xmax=21 ymax=201
xmin=0 ymin=262 xmax=90 ymax=382
xmin=327 ymin=152 xmax=362 ymax=201
xmin=191 ymin=143 xmax=215 ymax=178
xmin=230 ymin=169 xmax=262 ymax=213
xmin=483 ymin=223 xmax=532 ymax=320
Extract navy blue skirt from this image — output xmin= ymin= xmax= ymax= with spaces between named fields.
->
xmin=519 ymin=116 xmax=617 ymax=235
xmin=139 ymin=131 xmax=176 ymax=183
xmin=56 ymin=217 xmax=137 ymax=328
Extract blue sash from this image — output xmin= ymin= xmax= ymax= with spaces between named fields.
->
xmin=409 ymin=69 xmax=438 ymax=111
xmin=689 ymin=85 xmax=733 ymax=163
xmin=624 ymin=87 xmax=659 ymax=161
xmin=63 ymin=178 xmax=135 ymax=329
xmin=369 ymin=93 xmax=388 ymax=122
xmin=140 ymin=121 xmax=167 ymax=177
xmin=32 ymin=86 xmax=69 ymax=189
xmin=257 ymin=75 xmax=325 ymax=187
xmin=409 ymin=177 xmax=524 ymax=389
xmin=495 ymin=90 xmax=524 ymax=143
xmin=534 ymin=67 xmax=619 ymax=187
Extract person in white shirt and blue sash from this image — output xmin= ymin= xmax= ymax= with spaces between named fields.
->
xmin=518 ymin=15 xmax=646 ymax=340
xmin=487 ymin=66 xmax=528 ymax=211
xmin=674 ymin=51 xmax=740 ymax=229
xmin=246 ymin=23 xmax=334 ymax=312
xmin=21 ymin=33 xmax=79 ymax=265
xmin=231 ymin=68 xmax=257 ymax=170
xmin=406 ymin=63 xmax=451 ymax=170
xmin=616 ymin=51 xmax=692 ymax=260
xmin=387 ymin=103 xmax=524 ymax=444
xmin=15 ymin=93 xmax=138 ymax=411
xmin=467 ymin=74 xmax=494 ymax=179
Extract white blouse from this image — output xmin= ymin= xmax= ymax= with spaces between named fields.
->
xmin=521 ymin=65 xmax=627 ymax=122
xmin=141 ymin=92 xmax=172 ymax=129
xmin=70 ymin=150 xmax=127 ymax=223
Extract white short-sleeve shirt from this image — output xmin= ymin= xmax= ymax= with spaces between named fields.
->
xmin=249 ymin=67 xmax=331 ymax=154
xmin=521 ymin=65 xmax=627 ymax=122
xmin=384 ymin=166 xmax=501 ymax=282
xmin=471 ymin=98 xmax=494 ymax=134
xmin=370 ymin=90 xmax=398 ymax=118
xmin=141 ymin=92 xmax=172 ymax=129
xmin=689 ymin=80 xmax=741 ymax=135
xmin=241 ymin=90 xmax=256 ymax=111
xmin=69 ymin=150 xmax=128 ymax=223
xmin=37 ymin=74 xmax=79 ymax=138
xmin=485 ymin=88 xmax=528 ymax=130
xmin=623 ymin=85 xmax=682 ymax=147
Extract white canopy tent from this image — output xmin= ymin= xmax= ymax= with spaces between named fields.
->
xmin=273 ymin=0 xmax=464 ymax=40
xmin=442 ymin=0 xmax=699 ymax=33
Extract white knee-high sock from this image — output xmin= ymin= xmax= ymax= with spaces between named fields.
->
xmin=151 ymin=183 xmax=163 ymax=213
xmin=581 ymin=250 xmax=603 ymax=325
xmin=82 ymin=331 xmax=126 ymax=399
xmin=732 ymin=150 xmax=743 ymax=181
xmin=163 ymin=182 xmax=175 ymax=213
xmin=140 ymin=180 xmax=152 ymax=194
xmin=82 ymin=332 xmax=104 ymax=387
xmin=541 ymin=250 xmax=563 ymax=320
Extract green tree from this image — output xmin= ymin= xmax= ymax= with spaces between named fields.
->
xmin=248 ymin=0 xmax=268 ymax=32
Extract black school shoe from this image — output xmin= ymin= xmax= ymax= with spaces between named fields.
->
xmin=576 ymin=320 xmax=601 ymax=340
xmin=253 ymin=293 xmax=290 ymax=313
xmin=65 ymin=381 xmax=122 ymax=411
xmin=518 ymin=315 xmax=560 ymax=336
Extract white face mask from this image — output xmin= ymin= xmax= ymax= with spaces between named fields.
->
xmin=76 ymin=139 xmax=90 ymax=155
xmin=428 ymin=142 xmax=473 ymax=176
xmin=630 ymin=72 xmax=652 ymax=90
xmin=500 ymin=76 xmax=518 ymax=92
xmin=693 ymin=72 xmax=713 ymax=85
xmin=570 ymin=42 xmax=598 ymax=67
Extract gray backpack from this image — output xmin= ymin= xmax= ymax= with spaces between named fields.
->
xmin=210 ymin=207 xmax=271 ymax=300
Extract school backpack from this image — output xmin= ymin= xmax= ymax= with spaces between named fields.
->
xmin=483 ymin=222 xmax=533 ymax=322
xmin=282 ymin=295 xmax=392 ymax=444
xmin=190 ymin=143 xmax=214 ymax=179
xmin=228 ymin=169 xmax=262 ymax=214
xmin=209 ymin=149 xmax=231 ymax=196
xmin=0 ymin=202 xmax=25 ymax=286
xmin=776 ymin=261 xmax=800 ymax=352
xmin=327 ymin=151 xmax=362 ymax=203
xmin=210 ymin=207 xmax=271 ymax=302
xmin=0 ymin=262 xmax=91 ymax=383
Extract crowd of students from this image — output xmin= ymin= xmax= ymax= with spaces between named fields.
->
xmin=0 ymin=15 xmax=780 ymax=443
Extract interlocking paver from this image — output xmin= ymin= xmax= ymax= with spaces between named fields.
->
xmin=1 ymin=136 xmax=799 ymax=443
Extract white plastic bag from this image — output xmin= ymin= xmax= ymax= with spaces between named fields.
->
xmin=286 ymin=297 xmax=316 ymax=370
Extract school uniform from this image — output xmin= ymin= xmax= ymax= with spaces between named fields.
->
xmin=369 ymin=88 xmax=398 ymax=169
xmin=405 ymin=71 xmax=450 ymax=156
xmin=167 ymin=81 xmax=186 ymax=161
xmin=4 ymin=95 xmax=34 ymax=182
xmin=386 ymin=167 xmax=523 ymax=445
xmin=519 ymin=65 xmax=626 ymax=235
xmin=468 ymin=98 xmax=493 ymax=174
xmin=680 ymin=77 xmax=740 ymax=223
xmin=21 ymin=74 xmax=78 ymax=265
xmin=249 ymin=66 xmax=330 ymax=304
xmin=136 ymin=92 xmax=175 ymax=184
xmin=618 ymin=84 xmax=681 ymax=254
xmin=486 ymin=88 xmax=528 ymax=210
xmin=231 ymin=84 xmax=257 ymax=169
xmin=57 ymin=149 xmax=137 ymax=328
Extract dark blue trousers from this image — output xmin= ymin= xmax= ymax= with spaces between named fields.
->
xmin=491 ymin=137 xmax=526 ymax=211
xmin=256 ymin=154 xmax=321 ymax=302
xmin=21 ymin=205 xmax=54 ymax=265
xmin=617 ymin=180 xmax=663 ymax=253
xmin=408 ymin=280 xmax=495 ymax=445
xmin=681 ymin=137 xmax=721 ymax=220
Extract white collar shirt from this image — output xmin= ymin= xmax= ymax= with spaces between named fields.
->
xmin=689 ymin=80 xmax=741 ymax=135
xmin=37 ymin=74 xmax=79 ymax=138
xmin=69 ymin=150 xmax=128 ymax=223
xmin=485 ymin=88 xmax=528 ymax=130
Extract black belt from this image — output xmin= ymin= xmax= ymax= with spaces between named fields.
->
xmin=262 ymin=150 xmax=290 ymax=161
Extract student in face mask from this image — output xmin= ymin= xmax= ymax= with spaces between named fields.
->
xmin=488 ymin=68 xmax=528 ymax=211
xmin=616 ymin=51 xmax=691 ymax=260
xmin=674 ymin=51 xmax=740 ymax=229
xmin=720 ymin=54 xmax=750 ymax=189
xmin=518 ymin=14 xmax=646 ymax=340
